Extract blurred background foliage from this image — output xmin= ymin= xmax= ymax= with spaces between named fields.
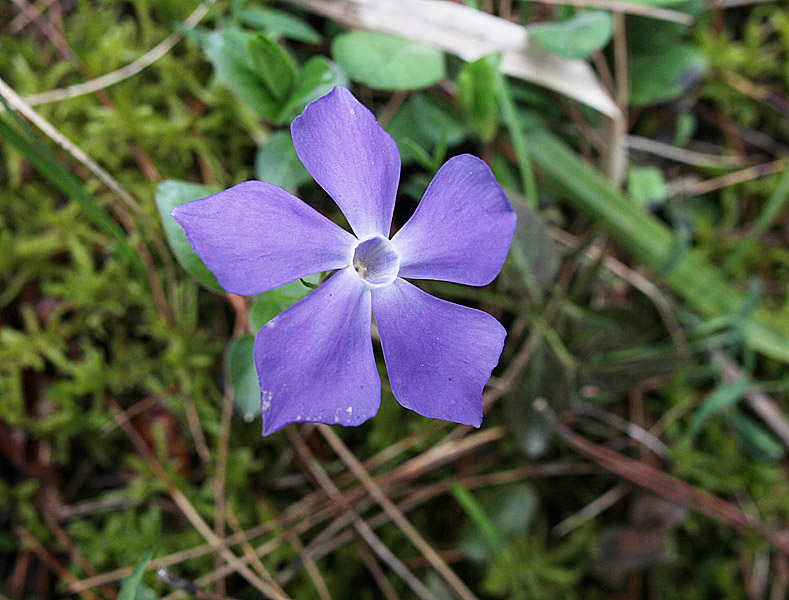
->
xmin=1 ymin=0 xmax=789 ymax=598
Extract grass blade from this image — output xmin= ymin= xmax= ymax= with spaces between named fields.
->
xmin=527 ymin=128 xmax=789 ymax=363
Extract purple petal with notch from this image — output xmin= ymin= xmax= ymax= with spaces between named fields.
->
xmin=173 ymin=181 xmax=355 ymax=296
xmin=392 ymin=154 xmax=516 ymax=286
xmin=372 ymin=278 xmax=506 ymax=427
xmin=255 ymin=267 xmax=380 ymax=435
xmin=291 ymin=87 xmax=400 ymax=239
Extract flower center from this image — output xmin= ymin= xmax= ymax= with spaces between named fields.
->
xmin=352 ymin=235 xmax=400 ymax=287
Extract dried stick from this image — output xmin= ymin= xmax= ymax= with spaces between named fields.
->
xmin=524 ymin=0 xmax=693 ymax=23
xmin=675 ymin=159 xmax=787 ymax=197
xmin=72 ymin=423 xmax=503 ymax=594
xmin=222 ymin=507 xmax=287 ymax=594
xmin=318 ymin=425 xmax=480 ymax=600
xmin=213 ymin=386 xmax=235 ymax=595
xmin=286 ymin=428 xmax=437 ymax=600
xmin=717 ymin=353 xmax=789 ymax=450
xmin=627 ymin=135 xmax=750 ymax=168
xmin=257 ymin=495 xmax=333 ymax=600
xmin=358 ymin=544 xmax=401 ymax=600
xmin=7 ymin=0 xmax=58 ymax=32
xmin=0 ymin=76 xmax=174 ymax=323
xmin=157 ymin=568 xmax=240 ymax=600
xmin=18 ymin=1 xmax=215 ymax=107
xmin=553 ymin=483 xmax=629 ymax=537
xmin=107 ymin=400 xmax=291 ymax=600
xmin=534 ymin=399 xmax=789 ymax=555
xmin=283 ymin=0 xmax=619 ymax=118
xmin=16 ymin=527 xmax=102 ymax=600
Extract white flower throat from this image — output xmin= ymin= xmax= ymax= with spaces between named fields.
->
xmin=351 ymin=235 xmax=400 ymax=287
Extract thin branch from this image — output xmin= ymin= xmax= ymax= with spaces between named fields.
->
xmin=107 ymin=400 xmax=291 ymax=600
xmin=18 ymin=1 xmax=215 ymax=107
xmin=534 ymin=399 xmax=789 ymax=555
xmin=571 ymin=401 xmax=670 ymax=459
xmin=674 ymin=159 xmax=787 ymax=197
xmin=627 ymin=135 xmax=751 ymax=168
xmin=0 ymin=76 xmax=174 ymax=323
xmin=16 ymin=527 xmax=102 ymax=600
xmin=258 ymin=496 xmax=333 ymax=600
xmin=7 ymin=0 xmax=57 ymax=32
xmin=358 ymin=544 xmax=401 ymax=600
xmin=717 ymin=353 xmax=789 ymax=450
xmin=553 ymin=483 xmax=629 ymax=536
xmin=213 ymin=386 xmax=234 ymax=595
xmin=522 ymin=0 xmax=693 ymax=24
xmin=318 ymin=425 xmax=480 ymax=600
xmin=287 ymin=428 xmax=437 ymax=600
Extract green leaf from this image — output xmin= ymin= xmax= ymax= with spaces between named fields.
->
xmin=528 ymin=12 xmax=614 ymax=59
xmin=727 ymin=410 xmax=785 ymax=462
xmin=504 ymin=195 xmax=561 ymax=301
xmin=118 ymin=551 xmax=154 ymax=600
xmin=248 ymin=275 xmax=318 ymax=331
xmin=255 ymin=130 xmax=311 ymax=191
xmin=278 ymin=56 xmax=348 ymax=123
xmin=332 ymin=31 xmax=446 ymax=91
xmin=689 ymin=379 xmax=749 ymax=437
xmin=225 ymin=335 xmax=259 ymax=421
xmin=387 ymin=94 xmax=466 ymax=162
xmin=627 ymin=165 xmax=669 ymax=208
xmin=457 ymin=53 xmax=502 ymax=142
xmin=459 ymin=484 xmax=539 ymax=562
xmin=451 ymin=484 xmax=505 ymax=553
xmin=132 ymin=586 xmax=160 ymax=600
xmin=246 ymin=33 xmax=297 ymax=103
xmin=202 ymin=29 xmax=279 ymax=119
xmin=497 ymin=77 xmax=538 ymax=207
xmin=630 ymin=45 xmax=706 ymax=106
xmin=237 ymin=6 xmax=323 ymax=43
xmin=155 ymin=180 xmax=222 ymax=292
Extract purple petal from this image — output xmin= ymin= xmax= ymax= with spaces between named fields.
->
xmin=173 ymin=181 xmax=355 ymax=295
xmin=255 ymin=267 xmax=380 ymax=435
xmin=291 ymin=87 xmax=400 ymax=239
xmin=372 ymin=278 xmax=506 ymax=427
xmin=391 ymin=154 xmax=516 ymax=286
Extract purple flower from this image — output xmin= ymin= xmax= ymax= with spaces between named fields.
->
xmin=173 ymin=87 xmax=516 ymax=435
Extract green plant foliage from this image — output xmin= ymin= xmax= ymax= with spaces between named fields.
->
xmin=118 ymin=551 xmax=155 ymax=600
xmin=387 ymin=93 xmax=466 ymax=163
xmin=248 ymin=276 xmax=318 ymax=331
xmin=332 ymin=31 xmax=446 ymax=90
xmin=458 ymin=484 xmax=539 ymax=562
xmin=688 ymin=379 xmax=749 ymax=437
xmin=457 ymin=53 xmax=502 ymax=142
xmin=155 ymin=180 xmax=222 ymax=292
xmin=628 ymin=165 xmax=669 ymax=207
xmin=203 ymin=29 xmax=287 ymax=121
xmin=482 ymin=525 xmax=591 ymax=600
xmin=631 ymin=44 xmax=707 ymax=105
xmin=526 ymin=129 xmax=789 ymax=362
xmin=528 ymin=11 xmax=614 ymax=59
xmin=225 ymin=335 xmax=260 ymax=421
xmin=255 ymin=130 xmax=311 ymax=191
xmin=3 ymin=1 xmax=789 ymax=598
xmin=203 ymin=30 xmax=345 ymax=124
xmin=247 ymin=33 xmax=298 ymax=103
xmin=237 ymin=6 xmax=324 ymax=43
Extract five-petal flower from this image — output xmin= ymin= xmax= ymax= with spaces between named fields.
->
xmin=173 ymin=87 xmax=517 ymax=435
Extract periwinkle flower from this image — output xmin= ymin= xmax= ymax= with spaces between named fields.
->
xmin=173 ymin=87 xmax=516 ymax=435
